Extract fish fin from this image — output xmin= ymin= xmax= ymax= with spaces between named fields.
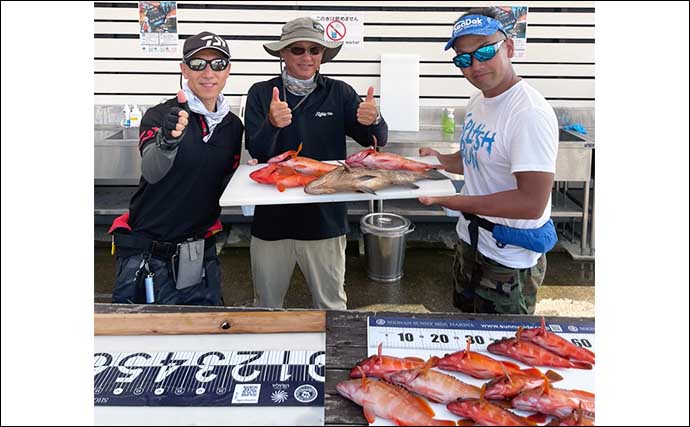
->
xmin=570 ymin=361 xmax=593 ymax=370
xmin=423 ymin=169 xmax=450 ymax=180
xmin=413 ymin=394 xmax=436 ymax=417
xmin=338 ymin=161 xmax=351 ymax=172
xmin=404 ymin=357 xmax=426 ymax=363
xmin=277 ymin=184 xmax=286 ymax=192
xmin=544 ymin=369 xmax=564 ymax=382
xmin=377 ymin=343 xmax=383 ymax=360
xmin=456 ymin=419 xmax=476 ymax=426
xmin=421 ymin=357 xmax=436 ymax=374
xmin=527 ymin=413 xmax=549 ymax=424
xmin=499 ymin=362 xmax=512 ymax=383
xmin=427 ymin=355 xmax=440 ymax=367
xmin=464 ymin=338 xmax=472 ymax=360
xmin=362 ymin=406 xmax=376 ymax=424
xmin=358 ymin=187 xmax=378 ymax=195
xmin=479 ymin=383 xmax=486 ymax=402
xmin=516 ymin=327 xmax=524 ymax=341
xmin=502 ymin=361 xmax=522 ymax=372
xmin=295 ymin=143 xmax=303 ymax=158
xmin=540 ymin=316 xmax=547 ymax=335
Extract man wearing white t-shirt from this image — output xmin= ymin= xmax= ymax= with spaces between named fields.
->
xmin=419 ymin=7 xmax=558 ymax=314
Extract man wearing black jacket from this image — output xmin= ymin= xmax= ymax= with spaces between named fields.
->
xmin=245 ymin=17 xmax=388 ymax=309
xmin=110 ymin=32 xmax=244 ymax=306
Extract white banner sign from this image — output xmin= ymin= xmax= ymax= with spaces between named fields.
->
xmin=313 ymin=13 xmax=365 ymax=48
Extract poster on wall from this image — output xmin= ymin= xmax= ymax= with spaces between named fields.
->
xmin=139 ymin=1 xmax=178 ymax=54
xmin=495 ymin=6 xmax=528 ymax=58
xmin=313 ymin=13 xmax=364 ymax=49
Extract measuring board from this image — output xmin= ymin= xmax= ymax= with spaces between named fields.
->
xmin=94 ymin=350 xmax=324 ymax=407
xmin=367 ymin=316 xmax=595 ymax=426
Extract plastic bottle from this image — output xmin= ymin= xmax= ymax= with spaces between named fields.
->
xmin=121 ymin=104 xmax=131 ymax=128
xmin=130 ymin=104 xmax=142 ymax=128
xmin=441 ymin=108 xmax=455 ymax=133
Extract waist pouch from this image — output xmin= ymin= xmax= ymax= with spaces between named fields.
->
xmin=173 ymin=238 xmax=206 ymax=290
xmin=491 ymin=219 xmax=558 ymax=254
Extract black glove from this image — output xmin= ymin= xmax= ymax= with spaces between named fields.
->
xmin=157 ymin=98 xmax=190 ymax=149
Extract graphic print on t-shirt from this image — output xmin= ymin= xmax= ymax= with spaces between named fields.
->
xmin=459 ymin=113 xmax=497 ymax=170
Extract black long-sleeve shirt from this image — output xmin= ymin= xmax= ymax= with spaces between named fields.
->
xmin=128 ymin=98 xmax=244 ymax=242
xmin=245 ymin=74 xmax=388 ymax=240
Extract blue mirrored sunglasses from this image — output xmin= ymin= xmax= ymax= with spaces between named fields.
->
xmin=452 ymin=39 xmax=505 ymax=69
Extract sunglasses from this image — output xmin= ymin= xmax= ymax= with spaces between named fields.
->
xmin=184 ymin=57 xmax=230 ymax=72
xmin=286 ymin=46 xmax=323 ymax=56
xmin=452 ymin=39 xmax=505 ymax=69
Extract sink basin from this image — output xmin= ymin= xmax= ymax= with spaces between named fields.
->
xmin=106 ymin=128 xmax=140 ymax=140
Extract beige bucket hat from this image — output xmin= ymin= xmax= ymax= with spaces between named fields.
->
xmin=263 ymin=17 xmax=343 ymax=63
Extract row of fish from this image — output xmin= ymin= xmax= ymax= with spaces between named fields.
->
xmin=249 ymin=142 xmax=447 ymax=194
xmin=337 ymin=319 xmax=595 ymax=426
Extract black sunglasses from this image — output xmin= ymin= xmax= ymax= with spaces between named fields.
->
xmin=287 ymin=46 xmax=323 ymax=56
xmin=184 ymin=57 xmax=230 ymax=72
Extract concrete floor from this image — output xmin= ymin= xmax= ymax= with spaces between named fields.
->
xmin=94 ymin=243 xmax=594 ymax=317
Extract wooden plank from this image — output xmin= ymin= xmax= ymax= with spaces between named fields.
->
xmin=94 ymin=310 xmax=325 ymax=335
xmin=94 ymin=73 xmax=594 ymax=98
xmin=94 ymin=21 xmax=594 ymax=39
xmin=94 ymin=39 xmax=595 ymax=62
xmin=95 ymin=59 xmax=595 ymax=77
xmin=95 ymin=7 xmax=595 ymax=25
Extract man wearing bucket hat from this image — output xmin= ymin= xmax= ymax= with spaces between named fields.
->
xmin=109 ymin=31 xmax=244 ymax=306
xmin=244 ymin=17 xmax=389 ymax=310
xmin=418 ymin=8 xmax=559 ymax=315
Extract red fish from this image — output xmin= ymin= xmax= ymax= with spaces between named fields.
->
xmin=249 ymin=164 xmax=318 ymax=192
xmin=336 ymin=369 xmax=456 ymax=426
xmin=487 ymin=329 xmax=593 ymax=370
xmin=435 ymin=337 xmax=525 ymax=379
xmin=350 ymin=343 xmax=427 ymax=380
xmin=267 ymin=143 xmax=337 ymax=176
xmin=345 ymin=137 xmax=440 ymax=172
xmin=447 ymin=384 xmax=537 ymax=426
xmin=519 ymin=317 xmax=595 ymax=364
xmin=388 ymin=358 xmax=481 ymax=403
xmin=484 ymin=367 xmax=563 ymax=400
xmin=511 ymin=378 xmax=595 ymax=419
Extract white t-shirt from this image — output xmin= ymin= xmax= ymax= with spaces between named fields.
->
xmin=456 ymin=80 xmax=558 ymax=269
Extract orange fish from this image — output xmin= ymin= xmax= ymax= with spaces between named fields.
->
xmin=249 ymin=164 xmax=318 ymax=192
xmin=512 ymin=378 xmax=595 ymax=419
xmin=388 ymin=357 xmax=481 ymax=403
xmin=447 ymin=384 xmax=537 ymax=426
xmin=350 ymin=343 xmax=427 ymax=380
xmin=556 ymin=403 xmax=596 ymax=426
xmin=267 ymin=143 xmax=337 ymax=176
xmin=435 ymin=338 xmax=525 ymax=379
xmin=519 ymin=317 xmax=595 ymax=364
xmin=487 ymin=329 xmax=593 ymax=370
xmin=336 ymin=368 xmax=456 ymax=426
xmin=484 ymin=366 xmax=563 ymax=400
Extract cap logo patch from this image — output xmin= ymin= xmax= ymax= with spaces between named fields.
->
xmin=201 ymin=35 xmax=226 ymax=48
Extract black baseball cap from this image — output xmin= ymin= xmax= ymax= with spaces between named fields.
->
xmin=183 ymin=31 xmax=231 ymax=60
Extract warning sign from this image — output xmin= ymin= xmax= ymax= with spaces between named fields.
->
xmin=313 ymin=13 xmax=364 ymax=48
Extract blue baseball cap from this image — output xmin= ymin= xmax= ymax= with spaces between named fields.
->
xmin=444 ymin=15 xmax=507 ymax=51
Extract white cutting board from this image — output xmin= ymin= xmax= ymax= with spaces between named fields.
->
xmin=219 ymin=157 xmax=457 ymax=207
xmin=379 ymin=54 xmax=420 ymax=131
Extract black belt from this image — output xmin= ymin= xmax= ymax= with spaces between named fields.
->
xmin=114 ymin=233 xmax=216 ymax=259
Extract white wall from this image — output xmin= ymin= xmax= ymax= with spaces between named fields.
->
xmin=94 ymin=1 xmax=594 ymax=108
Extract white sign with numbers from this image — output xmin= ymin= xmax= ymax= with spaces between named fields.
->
xmin=366 ymin=316 xmax=594 ymax=426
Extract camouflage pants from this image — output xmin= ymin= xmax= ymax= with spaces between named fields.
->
xmin=452 ymin=241 xmax=546 ymax=314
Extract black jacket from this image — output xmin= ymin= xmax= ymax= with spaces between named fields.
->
xmin=245 ymin=74 xmax=388 ymax=240
xmin=128 ymin=98 xmax=244 ymax=242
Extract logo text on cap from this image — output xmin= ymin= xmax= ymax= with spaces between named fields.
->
xmin=201 ymin=35 xmax=226 ymax=48
xmin=454 ymin=17 xmax=484 ymax=33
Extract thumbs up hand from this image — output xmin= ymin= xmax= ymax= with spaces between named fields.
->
xmin=269 ymin=86 xmax=292 ymax=128
xmin=163 ymin=90 xmax=190 ymax=141
xmin=357 ymin=86 xmax=379 ymax=126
